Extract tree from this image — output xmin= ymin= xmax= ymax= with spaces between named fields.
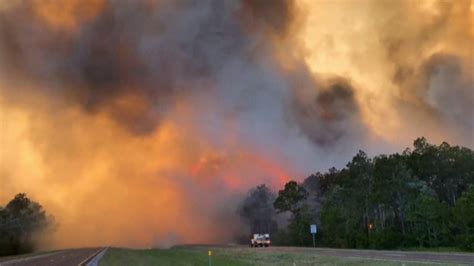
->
xmin=274 ymin=181 xmax=307 ymax=213
xmin=320 ymin=185 xmax=356 ymax=248
xmin=286 ymin=205 xmax=314 ymax=246
xmin=405 ymin=194 xmax=450 ymax=247
xmin=453 ymin=186 xmax=474 ymax=251
xmin=317 ymin=138 xmax=473 ymax=249
xmin=409 ymin=139 xmax=474 ymax=206
xmin=273 ymin=181 xmax=315 ymax=246
xmin=0 ymin=193 xmax=54 ymax=256
xmin=372 ymin=154 xmax=418 ymax=243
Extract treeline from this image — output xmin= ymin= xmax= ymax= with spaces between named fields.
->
xmin=237 ymin=137 xmax=474 ymax=250
xmin=0 ymin=194 xmax=54 ymax=256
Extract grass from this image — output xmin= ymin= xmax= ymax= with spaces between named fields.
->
xmin=99 ymin=246 xmax=460 ymax=266
xmin=99 ymin=248 xmax=245 ymax=266
xmin=400 ymin=247 xmax=467 ymax=253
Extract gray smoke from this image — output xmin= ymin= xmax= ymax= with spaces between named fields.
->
xmin=0 ymin=0 xmax=365 ymax=167
xmin=394 ymin=53 xmax=474 ymax=143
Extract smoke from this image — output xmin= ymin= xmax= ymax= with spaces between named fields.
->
xmin=299 ymin=0 xmax=473 ymax=148
xmin=0 ymin=0 xmax=472 ymax=249
xmin=395 ymin=53 xmax=474 ymax=142
xmin=290 ymin=77 xmax=364 ymax=146
xmin=236 ymin=184 xmax=279 ymax=244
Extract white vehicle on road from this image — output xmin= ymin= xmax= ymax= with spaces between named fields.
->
xmin=250 ymin=233 xmax=271 ymax=247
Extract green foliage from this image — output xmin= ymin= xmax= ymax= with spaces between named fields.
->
xmin=320 ymin=189 xmax=347 ymax=247
xmin=286 ymin=205 xmax=314 ymax=246
xmin=271 ymin=181 xmax=314 ymax=246
xmin=0 ymin=193 xmax=54 ymax=256
xmin=370 ymin=228 xmax=402 ymax=249
xmin=264 ymin=205 xmax=315 ymax=247
xmin=253 ymin=137 xmax=474 ymax=250
xmin=273 ymin=181 xmax=308 ymax=213
xmin=405 ymin=194 xmax=451 ymax=247
xmin=317 ymin=138 xmax=474 ymax=249
xmin=409 ymin=138 xmax=474 ymax=206
xmin=452 ymin=186 xmax=474 ymax=251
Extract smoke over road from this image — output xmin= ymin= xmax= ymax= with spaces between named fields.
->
xmin=0 ymin=0 xmax=472 ymax=249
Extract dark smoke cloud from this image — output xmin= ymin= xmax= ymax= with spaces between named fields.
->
xmin=393 ymin=52 xmax=474 ymax=143
xmin=237 ymin=184 xmax=278 ymax=239
xmin=0 ymin=0 xmax=363 ymax=146
xmin=240 ymin=0 xmax=295 ymax=35
xmin=420 ymin=54 xmax=474 ymax=130
xmin=0 ymin=1 xmax=242 ymax=134
xmin=289 ymin=74 xmax=364 ymax=147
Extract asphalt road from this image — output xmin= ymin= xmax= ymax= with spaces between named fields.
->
xmin=0 ymin=248 xmax=104 ymax=266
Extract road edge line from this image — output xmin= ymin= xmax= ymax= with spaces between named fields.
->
xmin=78 ymin=247 xmax=107 ymax=266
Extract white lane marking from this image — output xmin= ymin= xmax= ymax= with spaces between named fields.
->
xmin=86 ymin=247 xmax=109 ymax=266
xmin=78 ymin=248 xmax=106 ymax=266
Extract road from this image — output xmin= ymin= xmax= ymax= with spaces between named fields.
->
xmin=0 ymin=248 xmax=105 ymax=266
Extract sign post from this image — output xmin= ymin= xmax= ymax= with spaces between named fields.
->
xmin=208 ymin=250 xmax=212 ymax=266
xmin=310 ymin=224 xmax=317 ymax=248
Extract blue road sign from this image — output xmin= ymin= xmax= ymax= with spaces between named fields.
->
xmin=310 ymin=224 xmax=317 ymax=234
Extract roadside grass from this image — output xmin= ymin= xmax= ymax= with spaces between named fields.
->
xmin=99 ymin=248 xmax=245 ymax=266
xmin=100 ymin=247 xmax=459 ymax=266
xmin=400 ymin=247 xmax=468 ymax=253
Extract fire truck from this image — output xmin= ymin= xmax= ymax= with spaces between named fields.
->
xmin=250 ymin=233 xmax=271 ymax=247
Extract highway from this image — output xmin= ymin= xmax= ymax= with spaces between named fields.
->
xmin=0 ymin=248 xmax=106 ymax=266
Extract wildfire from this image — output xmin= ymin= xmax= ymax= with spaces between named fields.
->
xmin=0 ymin=0 xmax=472 ymax=249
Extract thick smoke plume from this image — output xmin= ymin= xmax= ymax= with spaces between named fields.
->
xmin=0 ymin=0 xmax=472 ymax=248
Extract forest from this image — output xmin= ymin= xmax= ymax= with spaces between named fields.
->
xmin=238 ymin=137 xmax=474 ymax=250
